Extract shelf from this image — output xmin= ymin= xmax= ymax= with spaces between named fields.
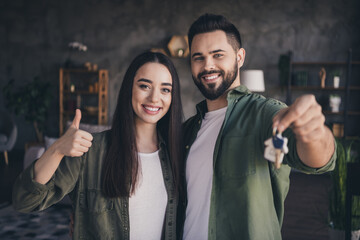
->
xmin=292 ymin=62 xmax=347 ymax=66
xmin=61 ymin=69 xmax=100 ymax=73
xmin=324 ymin=111 xmax=360 ymax=116
xmin=290 ymin=86 xmax=360 ymax=91
xmin=64 ymin=90 xmax=99 ymax=95
xmin=62 ymin=110 xmax=98 ymax=116
xmin=347 ymin=111 xmax=360 ymax=116
xmin=290 ymin=86 xmax=345 ymax=91
xmin=324 ymin=111 xmax=344 ymax=116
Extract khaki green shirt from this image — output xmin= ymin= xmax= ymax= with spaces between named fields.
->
xmin=13 ymin=131 xmax=177 ymax=240
xmin=179 ymin=86 xmax=336 ymax=240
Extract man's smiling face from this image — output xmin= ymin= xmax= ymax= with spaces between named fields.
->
xmin=190 ymin=30 xmax=243 ymax=100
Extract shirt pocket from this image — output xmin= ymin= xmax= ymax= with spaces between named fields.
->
xmin=78 ymin=189 xmax=116 ymax=239
xmin=79 ymin=189 xmax=114 ymax=213
xmin=219 ymin=135 xmax=256 ymax=178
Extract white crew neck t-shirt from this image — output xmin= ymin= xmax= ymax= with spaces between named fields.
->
xmin=183 ymin=107 xmax=227 ymax=240
xmin=129 ymin=150 xmax=167 ymax=240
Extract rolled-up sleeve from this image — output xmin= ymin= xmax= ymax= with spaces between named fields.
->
xmin=12 ymin=155 xmax=83 ymax=213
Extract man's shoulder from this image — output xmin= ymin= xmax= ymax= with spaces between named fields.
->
xmin=236 ymin=94 xmax=287 ymax=114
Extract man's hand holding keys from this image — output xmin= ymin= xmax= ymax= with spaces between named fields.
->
xmin=271 ymin=94 xmax=334 ymax=168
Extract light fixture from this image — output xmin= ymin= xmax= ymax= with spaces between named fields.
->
xmin=240 ymin=70 xmax=265 ymax=92
xmin=167 ymin=35 xmax=189 ymax=58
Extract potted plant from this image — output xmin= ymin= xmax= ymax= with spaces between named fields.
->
xmin=332 ymin=69 xmax=342 ymax=88
xmin=2 ymin=77 xmax=52 ymax=143
xmin=329 ymin=138 xmax=360 ymax=239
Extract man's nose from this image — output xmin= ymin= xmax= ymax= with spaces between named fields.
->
xmin=204 ymin=57 xmax=215 ymax=71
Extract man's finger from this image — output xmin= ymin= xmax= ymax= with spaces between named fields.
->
xmin=72 ymin=109 xmax=82 ymax=129
xmin=275 ymin=95 xmax=315 ymax=133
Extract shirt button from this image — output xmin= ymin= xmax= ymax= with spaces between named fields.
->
xmin=198 ymin=120 xmax=201 ymax=124
xmin=185 ymin=145 xmax=189 ymax=149
xmin=235 ymin=99 xmax=238 ymax=103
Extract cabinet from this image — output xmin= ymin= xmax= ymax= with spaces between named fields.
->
xmin=59 ymin=68 xmax=109 ymax=135
xmin=286 ymin=49 xmax=360 ymax=139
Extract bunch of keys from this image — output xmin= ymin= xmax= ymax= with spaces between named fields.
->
xmin=264 ymin=127 xmax=289 ymax=169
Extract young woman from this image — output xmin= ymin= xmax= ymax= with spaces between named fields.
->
xmin=12 ymin=51 xmax=183 ymax=239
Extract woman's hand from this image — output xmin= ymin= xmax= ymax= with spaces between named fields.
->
xmin=54 ymin=109 xmax=93 ymax=157
xmin=33 ymin=109 xmax=93 ymax=184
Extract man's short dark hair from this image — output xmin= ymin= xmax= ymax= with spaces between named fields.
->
xmin=188 ymin=13 xmax=242 ymax=52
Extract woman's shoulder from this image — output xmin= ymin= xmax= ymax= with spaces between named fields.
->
xmin=91 ymin=129 xmax=111 ymax=145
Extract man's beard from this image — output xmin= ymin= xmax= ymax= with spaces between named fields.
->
xmin=192 ymin=61 xmax=238 ymax=100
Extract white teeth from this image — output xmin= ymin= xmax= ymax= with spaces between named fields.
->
xmin=204 ymin=75 xmax=218 ymax=80
xmin=144 ymin=106 xmax=160 ymax=112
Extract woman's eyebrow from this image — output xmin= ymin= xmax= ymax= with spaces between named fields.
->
xmin=138 ymin=78 xmax=172 ymax=86
xmin=137 ymin=78 xmax=152 ymax=83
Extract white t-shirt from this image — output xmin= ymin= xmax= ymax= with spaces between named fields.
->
xmin=183 ymin=107 xmax=227 ymax=240
xmin=129 ymin=150 xmax=167 ymax=240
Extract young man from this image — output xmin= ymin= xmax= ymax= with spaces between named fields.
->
xmin=179 ymin=14 xmax=336 ymax=240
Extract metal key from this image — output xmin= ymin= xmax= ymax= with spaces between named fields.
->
xmin=264 ymin=127 xmax=288 ymax=168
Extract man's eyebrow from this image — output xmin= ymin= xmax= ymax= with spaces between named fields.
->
xmin=210 ymin=49 xmax=225 ymax=54
xmin=192 ymin=49 xmax=225 ymax=58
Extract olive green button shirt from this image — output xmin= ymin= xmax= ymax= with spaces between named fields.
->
xmin=180 ymin=86 xmax=336 ymax=240
xmin=13 ymin=130 xmax=177 ymax=240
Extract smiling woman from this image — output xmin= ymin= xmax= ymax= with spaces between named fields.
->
xmin=12 ymin=52 xmax=184 ymax=240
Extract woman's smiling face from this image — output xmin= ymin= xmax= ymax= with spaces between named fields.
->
xmin=132 ymin=62 xmax=173 ymax=126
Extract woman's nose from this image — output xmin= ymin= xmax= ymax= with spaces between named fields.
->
xmin=149 ymin=88 xmax=160 ymax=103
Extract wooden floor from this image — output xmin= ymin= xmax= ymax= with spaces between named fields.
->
xmin=0 ymin=150 xmax=332 ymax=239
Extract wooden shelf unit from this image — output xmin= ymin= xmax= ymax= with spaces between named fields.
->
xmin=59 ymin=68 xmax=108 ymax=135
xmin=286 ymin=49 xmax=360 ymax=138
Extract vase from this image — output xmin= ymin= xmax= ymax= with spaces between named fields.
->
xmin=329 ymin=96 xmax=341 ymax=112
xmin=333 ymin=76 xmax=340 ymax=88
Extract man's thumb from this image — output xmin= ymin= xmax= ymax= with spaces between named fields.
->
xmin=72 ymin=109 xmax=81 ymax=129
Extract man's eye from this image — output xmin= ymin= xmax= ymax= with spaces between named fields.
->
xmin=214 ymin=54 xmax=223 ymax=58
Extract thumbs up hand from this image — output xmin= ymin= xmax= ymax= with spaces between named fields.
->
xmin=56 ymin=109 xmax=93 ymax=157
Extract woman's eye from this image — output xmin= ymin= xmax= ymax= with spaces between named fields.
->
xmin=140 ymin=84 xmax=150 ymax=89
xmin=162 ymin=88 xmax=171 ymax=93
